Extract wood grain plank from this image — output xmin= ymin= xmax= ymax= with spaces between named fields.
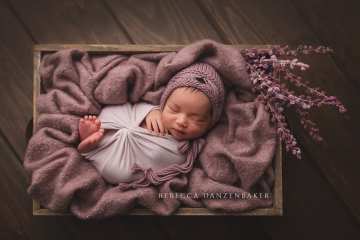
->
xmin=0 ymin=2 xmax=34 ymax=159
xmin=290 ymin=0 xmax=360 ymax=89
xmin=33 ymin=43 xmax=273 ymax=52
xmin=8 ymin=0 xmax=131 ymax=44
xmin=0 ymin=132 xmax=80 ymax=240
xmin=156 ymin=216 xmax=272 ymax=240
xmin=284 ymin=3 xmax=360 ymax=222
xmin=0 ymin=134 xmax=30 ymax=240
xmin=104 ymin=0 xmax=222 ymax=43
xmin=0 ymin=4 xmax=75 ymax=239
xmin=198 ymin=0 xmax=360 ymax=235
xmin=0 ymin=47 xmax=31 ymax=158
xmin=261 ymin=150 xmax=360 ymax=239
xmin=198 ymin=0 xmax=317 ymax=45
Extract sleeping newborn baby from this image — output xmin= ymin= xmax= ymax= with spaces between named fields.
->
xmin=78 ymin=63 xmax=225 ymax=187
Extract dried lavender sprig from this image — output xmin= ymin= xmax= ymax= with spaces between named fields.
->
xmin=259 ymin=55 xmax=347 ymax=112
xmin=241 ymin=45 xmax=346 ymax=159
xmin=249 ymin=68 xmax=303 ymax=158
xmin=270 ymin=44 xmax=334 ymax=57
xmin=256 ymin=91 xmax=302 ymax=159
xmin=283 ymin=71 xmax=347 ymax=113
xmin=295 ymin=108 xmax=323 ymax=142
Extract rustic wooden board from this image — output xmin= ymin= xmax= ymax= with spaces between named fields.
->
xmin=292 ymin=0 xmax=360 ymax=88
xmin=8 ymin=0 xmax=131 ymax=44
xmin=103 ymin=0 xmax=222 ymax=43
xmin=32 ymin=44 xmax=283 ymax=217
xmin=34 ymin=43 xmax=274 ymax=52
xmin=0 ymin=134 xmax=33 ymax=239
xmin=0 ymin=131 xmax=81 ymax=240
xmin=0 ymin=2 xmax=33 ymax=159
xmin=197 ymin=0 xmax=360 ymax=236
xmin=266 ymin=149 xmax=360 ymax=239
xmin=290 ymin=0 xmax=360 ymax=220
xmin=0 ymin=2 xmax=78 ymax=240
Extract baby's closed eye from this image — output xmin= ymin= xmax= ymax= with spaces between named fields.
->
xmin=191 ymin=116 xmax=207 ymax=123
xmin=169 ymin=106 xmax=179 ymax=112
xmin=195 ymin=117 xmax=206 ymax=122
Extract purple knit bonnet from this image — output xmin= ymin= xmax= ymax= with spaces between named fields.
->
xmin=159 ymin=62 xmax=225 ymax=129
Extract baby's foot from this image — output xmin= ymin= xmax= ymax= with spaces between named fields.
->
xmin=79 ymin=115 xmax=101 ymax=141
xmin=77 ymin=129 xmax=105 ymax=153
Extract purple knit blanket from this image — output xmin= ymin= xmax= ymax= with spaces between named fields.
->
xmin=24 ymin=39 xmax=277 ymax=219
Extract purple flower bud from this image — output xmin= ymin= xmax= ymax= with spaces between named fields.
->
xmin=302 ymin=103 xmax=311 ymax=109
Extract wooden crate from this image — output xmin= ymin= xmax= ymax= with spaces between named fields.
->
xmin=32 ymin=44 xmax=283 ymax=216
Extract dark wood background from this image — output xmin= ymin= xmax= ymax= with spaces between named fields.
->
xmin=1 ymin=0 xmax=359 ymax=239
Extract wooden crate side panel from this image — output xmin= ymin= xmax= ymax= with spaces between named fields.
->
xmin=32 ymin=49 xmax=41 ymax=215
xmin=34 ymin=44 xmax=275 ymax=52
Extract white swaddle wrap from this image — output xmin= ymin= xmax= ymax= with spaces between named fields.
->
xmin=81 ymin=102 xmax=186 ymax=184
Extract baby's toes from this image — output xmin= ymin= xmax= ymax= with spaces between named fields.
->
xmin=96 ymin=129 xmax=104 ymax=138
xmin=93 ymin=128 xmax=103 ymax=136
xmin=95 ymin=119 xmax=101 ymax=128
xmin=81 ymin=116 xmax=93 ymax=125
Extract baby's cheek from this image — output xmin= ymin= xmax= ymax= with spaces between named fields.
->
xmin=161 ymin=115 xmax=172 ymax=128
xmin=193 ymin=124 xmax=208 ymax=134
xmin=188 ymin=125 xmax=201 ymax=134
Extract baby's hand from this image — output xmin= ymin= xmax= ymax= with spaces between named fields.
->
xmin=145 ymin=109 xmax=168 ymax=136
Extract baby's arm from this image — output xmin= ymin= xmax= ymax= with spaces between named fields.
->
xmin=78 ymin=115 xmax=105 ymax=153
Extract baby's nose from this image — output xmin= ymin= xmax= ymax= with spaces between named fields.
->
xmin=176 ymin=115 xmax=188 ymax=127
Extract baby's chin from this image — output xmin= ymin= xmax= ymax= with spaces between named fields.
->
xmin=169 ymin=129 xmax=204 ymax=141
xmin=169 ymin=129 xmax=190 ymax=141
xmin=172 ymin=136 xmax=186 ymax=141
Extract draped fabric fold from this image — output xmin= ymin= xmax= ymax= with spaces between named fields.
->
xmin=117 ymin=138 xmax=206 ymax=191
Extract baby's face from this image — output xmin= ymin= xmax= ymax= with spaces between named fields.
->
xmin=161 ymin=87 xmax=212 ymax=141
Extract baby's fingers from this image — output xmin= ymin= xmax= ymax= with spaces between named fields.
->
xmin=157 ymin=120 xmax=166 ymax=136
xmin=145 ymin=116 xmax=152 ymax=131
xmin=151 ymin=120 xmax=160 ymax=134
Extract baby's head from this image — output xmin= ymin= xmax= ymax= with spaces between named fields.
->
xmin=159 ymin=63 xmax=225 ymax=141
